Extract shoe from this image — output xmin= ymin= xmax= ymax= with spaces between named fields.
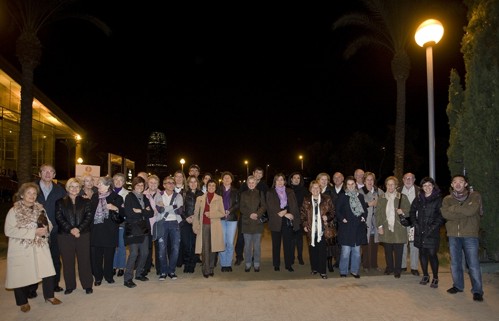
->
xmin=245 ymin=267 xmax=251 ymax=272
xmin=411 ymin=269 xmax=420 ymax=276
xmin=473 ymin=293 xmax=483 ymax=302
xmin=85 ymin=288 xmax=93 ymax=294
xmin=27 ymin=291 xmax=37 ymax=299
xmin=209 ymin=272 xmax=214 ymax=277
xmin=203 ymin=274 xmax=209 ymax=278
xmin=135 ymin=275 xmax=149 ymax=281
xmin=394 ymin=273 xmax=401 ymax=278
xmin=228 ymin=267 xmax=233 ymax=272
xmin=340 ymin=274 xmax=347 ymax=278
xmin=384 ymin=269 xmax=393 ymax=275
xmin=159 ymin=274 xmax=166 ymax=281
xmin=286 ymin=267 xmax=294 ymax=272
xmin=117 ymin=269 xmax=124 ymax=277
xmin=54 ymin=286 xmax=64 ymax=292
xmin=254 ymin=267 xmax=260 ymax=272
xmin=320 ymin=274 xmax=328 ymax=279
xmin=419 ymin=276 xmax=430 ymax=285
xmin=64 ymin=289 xmax=73 ymax=295
xmin=298 ymin=258 xmax=305 ymax=265
xmin=45 ymin=298 xmax=62 ymax=305
xmin=274 ymin=266 xmax=280 ymax=271
xmin=235 ymin=258 xmax=243 ymax=266
xmin=124 ymin=280 xmax=136 ymax=288
xmin=168 ymin=273 xmax=178 ymax=280
xmin=113 ymin=268 xmax=116 ymax=276
xmin=94 ymin=280 xmax=102 ymax=286
xmin=20 ymin=303 xmax=30 ymax=312
xmin=106 ymin=279 xmax=115 ymax=284
xmin=402 ymin=267 xmax=408 ymax=272
xmin=183 ymin=267 xmax=188 ymax=273
xmin=430 ymin=278 xmax=439 ymax=288
xmin=350 ymin=273 xmax=360 ymax=279
xmin=447 ymin=287 xmax=463 ymax=294
xmin=311 ymin=271 xmax=318 ymax=275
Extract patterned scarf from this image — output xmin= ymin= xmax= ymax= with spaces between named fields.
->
xmin=276 ymin=186 xmax=287 ymax=209
xmin=345 ymin=190 xmax=364 ymax=217
xmin=12 ymin=201 xmax=49 ymax=248
xmin=452 ymin=188 xmax=469 ymax=202
xmin=94 ymin=191 xmax=111 ymax=224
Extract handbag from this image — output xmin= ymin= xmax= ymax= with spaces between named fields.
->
xmin=323 ymin=222 xmax=336 ymax=239
xmin=397 ymin=193 xmax=412 ymax=227
xmin=37 ymin=210 xmax=50 ymax=236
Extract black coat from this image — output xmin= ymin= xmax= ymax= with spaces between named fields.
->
xmin=409 ymin=191 xmax=444 ymax=250
xmin=90 ymin=191 xmax=125 ymax=247
xmin=336 ymin=192 xmax=368 ymax=246
xmin=123 ymin=192 xmax=154 ymax=245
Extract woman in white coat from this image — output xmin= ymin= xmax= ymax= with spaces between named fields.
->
xmin=4 ymin=182 xmax=62 ymax=313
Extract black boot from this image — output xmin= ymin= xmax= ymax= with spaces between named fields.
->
xmin=327 ymin=257 xmax=334 ymax=272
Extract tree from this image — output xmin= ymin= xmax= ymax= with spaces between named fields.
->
xmin=3 ymin=0 xmax=110 ymax=184
xmin=332 ymin=0 xmax=416 ymax=179
xmin=449 ymin=0 xmax=499 ymax=259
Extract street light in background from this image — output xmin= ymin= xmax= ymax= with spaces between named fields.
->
xmin=77 ymin=157 xmax=83 ymax=165
xmin=244 ymin=160 xmax=249 ymax=177
xmin=180 ymin=158 xmax=185 ymax=172
xmin=299 ymin=155 xmax=303 ymax=170
xmin=415 ymin=19 xmax=444 ymax=180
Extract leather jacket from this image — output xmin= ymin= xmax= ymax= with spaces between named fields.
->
xmin=55 ymin=195 xmax=93 ymax=234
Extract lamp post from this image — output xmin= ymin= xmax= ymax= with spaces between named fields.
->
xmin=299 ymin=155 xmax=303 ymax=171
xmin=244 ymin=160 xmax=249 ymax=177
xmin=180 ymin=158 xmax=185 ymax=172
xmin=415 ymin=19 xmax=444 ymax=180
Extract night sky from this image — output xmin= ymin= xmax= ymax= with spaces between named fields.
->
xmin=0 ymin=1 xmax=468 ymax=181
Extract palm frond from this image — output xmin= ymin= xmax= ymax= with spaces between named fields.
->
xmin=343 ymin=36 xmax=394 ymax=59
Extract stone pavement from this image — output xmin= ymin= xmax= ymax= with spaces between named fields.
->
xmin=1 ymin=229 xmax=498 ymax=321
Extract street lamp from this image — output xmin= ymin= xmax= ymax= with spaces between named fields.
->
xmin=180 ymin=158 xmax=185 ymax=172
xmin=77 ymin=157 xmax=83 ymax=165
xmin=415 ymin=19 xmax=444 ymax=180
xmin=299 ymin=155 xmax=303 ymax=170
xmin=244 ymin=160 xmax=249 ymax=177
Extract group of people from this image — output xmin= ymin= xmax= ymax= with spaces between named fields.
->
xmin=4 ymin=164 xmax=485 ymax=313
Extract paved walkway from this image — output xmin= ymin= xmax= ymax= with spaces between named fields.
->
xmin=1 ymin=229 xmax=498 ymax=321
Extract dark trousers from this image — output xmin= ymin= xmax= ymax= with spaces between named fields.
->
xmin=271 ymin=221 xmax=294 ymax=268
xmin=292 ymin=228 xmax=304 ymax=263
xmin=383 ymin=242 xmax=404 ymax=275
xmin=420 ymin=247 xmax=439 ymax=278
xmin=234 ymin=216 xmax=244 ymax=260
xmin=14 ymin=276 xmax=55 ymax=306
xmin=59 ymin=233 xmax=93 ymax=290
xmin=144 ymin=232 xmax=154 ymax=273
xmin=201 ymin=224 xmax=216 ymax=276
xmin=309 ymin=235 xmax=327 ymax=274
xmin=91 ymin=245 xmax=116 ymax=283
xmin=361 ymin=235 xmax=379 ymax=269
xmin=180 ymin=223 xmax=197 ymax=270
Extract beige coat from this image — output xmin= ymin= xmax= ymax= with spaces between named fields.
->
xmin=192 ymin=193 xmax=225 ymax=254
xmin=4 ymin=204 xmax=55 ymax=289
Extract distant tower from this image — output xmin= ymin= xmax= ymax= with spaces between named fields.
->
xmin=146 ymin=131 xmax=168 ymax=178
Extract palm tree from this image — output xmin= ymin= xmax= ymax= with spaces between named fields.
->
xmin=333 ymin=0 xmax=419 ymax=179
xmin=4 ymin=0 xmax=110 ymax=184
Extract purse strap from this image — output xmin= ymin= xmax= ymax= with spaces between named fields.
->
xmin=397 ymin=192 xmax=402 ymax=209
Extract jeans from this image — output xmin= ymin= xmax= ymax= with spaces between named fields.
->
xmin=401 ymin=241 xmax=419 ymax=270
xmin=340 ymin=245 xmax=361 ymax=275
xmin=157 ymin=220 xmax=180 ymax=275
xmin=243 ymin=233 xmax=262 ymax=268
xmin=113 ymin=227 xmax=127 ymax=269
xmin=449 ymin=237 xmax=483 ymax=295
xmin=124 ymin=236 xmax=149 ymax=282
xmin=218 ymin=220 xmax=238 ymax=267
